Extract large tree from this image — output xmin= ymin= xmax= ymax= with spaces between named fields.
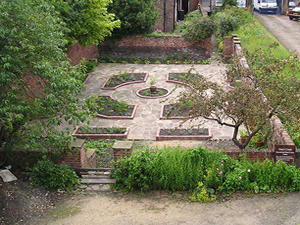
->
xmin=0 ymin=0 xmax=88 ymax=156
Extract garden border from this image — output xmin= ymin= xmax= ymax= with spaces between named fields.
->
xmin=136 ymin=88 xmax=170 ymax=99
xmin=101 ymin=72 xmax=149 ymax=90
xmin=166 ymin=73 xmax=193 ymax=87
xmin=95 ymin=95 xmax=138 ymax=119
xmin=72 ymin=126 xmax=129 ymax=139
xmin=156 ymin=128 xmax=212 ymax=141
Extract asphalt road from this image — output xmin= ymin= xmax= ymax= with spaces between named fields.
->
xmin=256 ymin=14 xmax=300 ymax=56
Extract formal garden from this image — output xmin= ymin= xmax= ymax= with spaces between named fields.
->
xmin=0 ymin=0 xmax=299 ymax=223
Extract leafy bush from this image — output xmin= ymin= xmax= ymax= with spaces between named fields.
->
xmin=50 ymin=0 xmax=120 ymax=45
xmin=113 ymin=147 xmax=300 ymax=199
xmin=182 ymin=17 xmax=216 ymax=43
xmin=28 ymin=160 xmax=79 ymax=190
xmin=216 ymin=13 xmax=239 ymax=37
xmin=109 ymin=0 xmax=159 ymax=37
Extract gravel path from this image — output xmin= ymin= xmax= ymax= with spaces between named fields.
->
xmin=255 ymin=14 xmax=300 ymax=56
xmin=35 ymin=191 xmax=300 ymax=225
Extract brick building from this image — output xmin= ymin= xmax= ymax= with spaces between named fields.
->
xmin=155 ymin=0 xmax=200 ymax=32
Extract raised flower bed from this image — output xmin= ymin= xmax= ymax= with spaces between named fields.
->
xmin=72 ymin=126 xmax=129 ymax=139
xmin=88 ymin=96 xmax=137 ymax=119
xmin=166 ymin=72 xmax=200 ymax=86
xmin=136 ymin=87 xmax=169 ymax=99
xmin=101 ymin=72 xmax=148 ymax=90
xmin=156 ymin=128 xmax=212 ymax=141
xmin=160 ymin=103 xmax=192 ymax=119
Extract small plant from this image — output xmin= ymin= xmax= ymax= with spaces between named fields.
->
xmin=28 ymin=160 xmax=79 ymax=191
xmin=189 ymin=182 xmax=216 ymax=202
xmin=150 ymin=76 xmax=156 ymax=86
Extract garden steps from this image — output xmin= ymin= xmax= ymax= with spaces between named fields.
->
xmin=78 ymin=169 xmax=115 ymax=185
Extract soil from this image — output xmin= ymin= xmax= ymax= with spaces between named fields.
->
xmin=104 ymin=73 xmax=146 ymax=88
xmin=168 ymin=72 xmax=200 ymax=84
xmin=0 ymin=174 xmax=67 ymax=225
xmin=138 ymin=88 xmax=168 ymax=97
xmin=162 ymin=103 xmax=191 ymax=118
xmin=77 ymin=127 xmax=126 ymax=134
xmin=160 ymin=128 xmax=209 ymax=136
xmin=94 ymin=96 xmax=134 ymax=117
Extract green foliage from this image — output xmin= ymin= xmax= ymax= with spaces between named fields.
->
xmin=50 ymin=0 xmax=120 ymax=45
xmin=28 ymin=160 xmax=79 ymax=190
xmin=216 ymin=13 xmax=239 ymax=37
xmin=78 ymin=60 xmax=99 ymax=74
xmin=182 ymin=17 xmax=216 ymax=43
xmin=113 ymin=147 xmax=300 ymax=197
xmin=0 ymin=0 xmax=89 ymax=155
xmin=109 ymin=0 xmax=159 ymax=37
xmin=189 ymin=182 xmax=216 ymax=202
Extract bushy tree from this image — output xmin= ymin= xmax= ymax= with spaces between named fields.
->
xmin=50 ymin=0 xmax=120 ymax=45
xmin=176 ymin=46 xmax=299 ymax=149
xmin=109 ymin=0 xmax=159 ymax=37
xmin=0 ymin=0 xmax=88 ymax=156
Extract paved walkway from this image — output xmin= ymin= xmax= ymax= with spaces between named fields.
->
xmin=256 ymin=14 xmax=300 ymax=56
xmin=80 ymin=63 xmax=234 ymax=140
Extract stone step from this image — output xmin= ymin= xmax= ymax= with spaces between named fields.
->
xmin=80 ymin=171 xmax=111 ymax=176
xmin=81 ymin=175 xmax=110 ymax=179
xmin=80 ymin=178 xmax=115 ymax=184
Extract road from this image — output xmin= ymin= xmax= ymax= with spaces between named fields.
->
xmin=256 ymin=14 xmax=300 ymax=56
xmin=35 ymin=191 xmax=300 ymax=225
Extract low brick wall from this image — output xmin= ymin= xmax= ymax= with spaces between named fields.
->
xmin=60 ymin=148 xmax=97 ymax=168
xmin=67 ymin=42 xmax=99 ymax=66
xmin=224 ymin=149 xmax=274 ymax=162
xmin=100 ymin=36 xmax=211 ymax=60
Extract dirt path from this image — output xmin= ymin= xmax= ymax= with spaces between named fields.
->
xmin=255 ymin=14 xmax=300 ymax=56
xmin=35 ymin=191 xmax=300 ymax=225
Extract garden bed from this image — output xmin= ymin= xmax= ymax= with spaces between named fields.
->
xmin=90 ymin=96 xmax=137 ymax=119
xmin=156 ymin=128 xmax=212 ymax=141
xmin=166 ymin=72 xmax=200 ymax=86
xmin=160 ymin=103 xmax=192 ymax=119
xmin=136 ymin=88 xmax=169 ymax=99
xmin=72 ymin=126 xmax=129 ymax=139
xmin=101 ymin=72 xmax=148 ymax=90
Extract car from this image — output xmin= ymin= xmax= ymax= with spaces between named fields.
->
xmin=288 ymin=6 xmax=300 ymax=20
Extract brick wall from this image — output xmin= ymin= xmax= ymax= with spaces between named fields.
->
xmin=67 ymin=42 xmax=99 ymax=66
xmin=100 ymin=36 xmax=211 ymax=60
xmin=224 ymin=149 xmax=275 ymax=162
xmin=155 ymin=0 xmax=176 ymax=33
xmin=190 ymin=0 xmax=200 ymax=11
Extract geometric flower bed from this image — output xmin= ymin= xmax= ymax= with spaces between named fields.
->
xmin=160 ymin=103 xmax=192 ymax=119
xmin=72 ymin=126 xmax=129 ymax=139
xmin=166 ymin=72 xmax=200 ymax=86
xmin=89 ymin=96 xmax=137 ymax=119
xmin=101 ymin=72 xmax=148 ymax=90
xmin=156 ymin=128 xmax=212 ymax=141
xmin=136 ymin=87 xmax=169 ymax=99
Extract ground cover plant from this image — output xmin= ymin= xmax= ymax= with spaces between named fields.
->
xmin=168 ymin=72 xmax=203 ymax=85
xmin=98 ymin=55 xmax=210 ymax=65
xmin=28 ymin=160 xmax=79 ymax=191
xmin=113 ymin=147 xmax=300 ymax=201
xmin=86 ymin=96 xmax=134 ymax=117
xmin=104 ymin=72 xmax=146 ymax=88
xmin=85 ymin=139 xmax=115 ymax=168
xmin=77 ymin=127 xmax=126 ymax=134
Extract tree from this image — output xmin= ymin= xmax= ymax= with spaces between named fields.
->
xmin=50 ymin=0 xmax=120 ymax=46
xmin=108 ymin=0 xmax=159 ymax=37
xmin=0 ymin=0 xmax=88 ymax=157
xmin=177 ymin=46 xmax=299 ymax=149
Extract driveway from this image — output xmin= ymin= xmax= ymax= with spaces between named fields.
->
xmin=35 ymin=191 xmax=300 ymax=225
xmin=255 ymin=14 xmax=300 ymax=56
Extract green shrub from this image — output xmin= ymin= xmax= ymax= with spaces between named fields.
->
xmin=216 ymin=13 xmax=239 ymax=37
xmin=28 ymin=160 xmax=79 ymax=191
xmin=182 ymin=17 xmax=216 ymax=43
xmin=109 ymin=0 xmax=159 ymax=37
xmin=113 ymin=146 xmax=300 ymax=198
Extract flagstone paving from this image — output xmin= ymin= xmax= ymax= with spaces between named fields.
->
xmin=79 ymin=63 xmax=234 ymax=140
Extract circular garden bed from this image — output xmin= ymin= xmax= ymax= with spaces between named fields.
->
xmin=136 ymin=87 xmax=169 ymax=99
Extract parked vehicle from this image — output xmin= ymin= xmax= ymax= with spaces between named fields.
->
xmin=288 ymin=6 xmax=300 ymax=20
xmin=253 ymin=0 xmax=278 ymax=14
